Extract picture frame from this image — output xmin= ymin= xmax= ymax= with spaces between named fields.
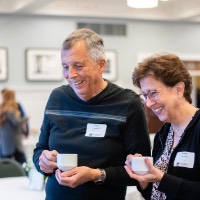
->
xmin=104 ymin=50 xmax=117 ymax=81
xmin=25 ymin=48 xmax=63 ymax=81
xmin=0 ymin=47 xmax=8 ymax=81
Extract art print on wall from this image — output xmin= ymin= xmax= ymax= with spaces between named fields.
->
xmin=26 ymin=48 xmax=63 ymax=82
xmin=104 ymin=50 xmax=117 ymax=81
xmin=0 ymin=48 xmax=8 ymax=81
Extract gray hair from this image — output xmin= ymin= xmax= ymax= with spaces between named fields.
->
xmin=62 ymin=28 xmax=106 ymax=63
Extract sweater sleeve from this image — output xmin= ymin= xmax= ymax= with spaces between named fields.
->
xmin=158 ymin=173 xmax=200 ymax=199
xmin=33 ymin=113 xmax=51 ymax=176
xmin=105 ymin=96 xmax=151 ymax=186
xmin=123 ymin=96 xmax=151 ymax=156
xmin=137 ymin=183 xmax=152 ymax=199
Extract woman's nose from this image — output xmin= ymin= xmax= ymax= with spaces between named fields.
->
xmin=145 ymin=96 xmax=155 ymax=108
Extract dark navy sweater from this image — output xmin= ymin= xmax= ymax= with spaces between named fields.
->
xmin=33 ymin=81 xmax=151 ymax=200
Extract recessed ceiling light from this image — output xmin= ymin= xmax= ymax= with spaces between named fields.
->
xmin=127 ymin=0 xmax=158 ymax=8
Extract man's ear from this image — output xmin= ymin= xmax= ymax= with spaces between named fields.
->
xmin=99 ymin=59 xmax=106 ymax=73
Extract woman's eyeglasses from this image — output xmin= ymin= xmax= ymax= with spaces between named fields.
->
xmin=140 ymin=88 xmax=162 ymax=103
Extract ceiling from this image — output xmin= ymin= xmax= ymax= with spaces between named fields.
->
xmin=1 ymin=0 xmax=200 ymax=22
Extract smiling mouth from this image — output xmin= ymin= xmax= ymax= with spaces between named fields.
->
xmin=72 ymin=80 xmax=84 ymax=85
xmin=152 ymin=107 xmax=163 ymax=114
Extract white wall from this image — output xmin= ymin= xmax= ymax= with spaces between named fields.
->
xmin=1 ymin=15 xmax=200 ymax=131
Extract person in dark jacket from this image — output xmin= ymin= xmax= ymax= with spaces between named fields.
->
xmin=33 ymin=28 xmax=151 ymax=200
xmin=125 ymin=53 xmax=200 ymax=200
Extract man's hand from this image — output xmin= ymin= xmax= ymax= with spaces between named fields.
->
xmin=55 ymin=166 xmax=100 ymax=188
xmin=39 ymin=150 xmax=58 ymax=174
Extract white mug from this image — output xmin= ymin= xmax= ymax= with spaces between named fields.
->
xmin=131 ymin=156 xmax=153 ymax=175
xmin=57 ymin=153 xmax=78 ymax=171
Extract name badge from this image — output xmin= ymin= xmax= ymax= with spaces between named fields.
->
xmin=174 ymin=151 xmax=195 ymax=168
xmin=85 ymin=123 xmax=107 ymax=137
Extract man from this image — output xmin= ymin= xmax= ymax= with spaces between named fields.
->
xmin=33 ymin=28 xmax=151 ymax=200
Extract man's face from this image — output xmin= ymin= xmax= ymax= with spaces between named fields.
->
xmin=61 ymin=41 xmax=105 ymax=101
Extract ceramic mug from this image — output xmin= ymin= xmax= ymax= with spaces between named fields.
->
xmin=57 ymin=153 xmax=78 ymax=171
xmin=131 ymin=156 xmax=153 ymax=175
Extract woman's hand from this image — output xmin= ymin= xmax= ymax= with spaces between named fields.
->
xmin=124 ymin=154 xmax=164 ymax=190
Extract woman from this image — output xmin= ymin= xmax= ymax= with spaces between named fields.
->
xmin=125 ymin=53 xmax=200 ymax=200
xmin=0 ymin=89 xmax=28 ymax=164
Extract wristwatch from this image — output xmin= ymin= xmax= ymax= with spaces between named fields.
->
xmin=94 ymin=168 xmax=106 ymax=185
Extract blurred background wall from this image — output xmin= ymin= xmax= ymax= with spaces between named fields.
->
xmin=0 ymin=15 xmax=200 ymax=131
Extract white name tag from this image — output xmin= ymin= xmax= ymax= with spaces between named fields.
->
xmin=174 ymin=151 xmax=195 ymax=168
xmin=85 ymin=123 xmax=107 ymax=137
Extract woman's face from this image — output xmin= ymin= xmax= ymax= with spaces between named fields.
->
xmin=140 ymin=76 xmax=179 ymax=123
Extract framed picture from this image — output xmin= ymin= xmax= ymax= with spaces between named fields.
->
xmin=0 ymin=48 xmax=8 ymax=81
xmin=104 ymin=50 xmax=117 ymax=81
xmin=25 ymin=48 xmax=63 ymax=81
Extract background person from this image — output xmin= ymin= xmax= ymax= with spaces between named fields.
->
xmin=33 ymin=28 xmax=151 ymax=200
xmin=125 ymin=53 xmax=200 ymax=200
xmin=0 ymin=89 xmax=28 ymax=164
xmin=1 ymin=88 xmax=29 ymax=138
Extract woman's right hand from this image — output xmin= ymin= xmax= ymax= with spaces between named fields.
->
xmin=125 ymin=154 xmax=149 ymax=190
xmin=39 ymin=150 xmax=58 ymax=174
xmin=125 ymin=154 xmax=164 ymax=190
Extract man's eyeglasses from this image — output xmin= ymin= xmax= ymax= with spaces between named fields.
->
xmin=139 ymin=88 xmax=162 ymax=103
